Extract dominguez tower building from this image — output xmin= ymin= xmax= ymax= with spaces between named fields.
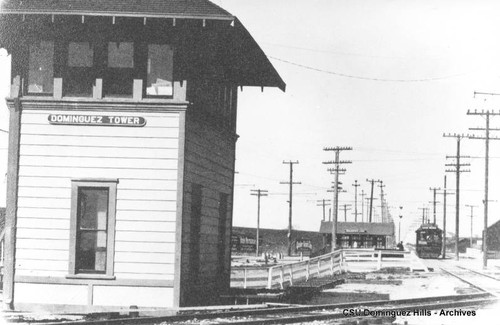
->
xmin=0 ymin=0 xmax=284 ymax=312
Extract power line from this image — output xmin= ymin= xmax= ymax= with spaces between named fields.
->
xmin=268 ymin=55 xmax=465 ymax=82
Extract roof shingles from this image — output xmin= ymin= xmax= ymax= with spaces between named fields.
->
xmin=0 ymin=0 xmax=233 ymax=20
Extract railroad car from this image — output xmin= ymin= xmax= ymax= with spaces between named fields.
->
xmin=415 ymin=224 xmax=443 ymax=258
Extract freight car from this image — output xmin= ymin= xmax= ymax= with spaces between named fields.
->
xmin=415 ymin=224 xmax=443 ymax=258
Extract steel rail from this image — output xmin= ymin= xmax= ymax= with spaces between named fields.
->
xmin=219 ymin=297 xmax=497 ymax=325
xmin=37 ymin=293 xmax=493 ymax=325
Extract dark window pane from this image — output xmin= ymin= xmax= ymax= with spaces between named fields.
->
xmin=108 ymin=42 xmax=134 ymax=68
xmin=28 ymin=41 xmax=54 ymax=94
xmin=76 ymin=188 xmax=108 ymax=274
xmin=68 ymin=42 xmax=93 ymax=67
xmin=146 ymin=44 xmax=173 ymax=96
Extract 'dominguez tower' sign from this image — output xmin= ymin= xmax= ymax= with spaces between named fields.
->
xmin=48 ymin=114 xmax=146 ymax=127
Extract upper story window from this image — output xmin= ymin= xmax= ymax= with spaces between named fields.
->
xmin=65 ymin=42 xmax=94 ymax=96
xmin=105 ymin=42 xmax=135 ymax=96
xmin=146 ymin=44 xmax=174 ymax=97
xmin=28 ymin=41 xmax=54 ymax=95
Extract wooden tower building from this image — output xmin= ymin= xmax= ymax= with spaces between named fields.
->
xmin=0 ymin=0 xmax=285 ymax=312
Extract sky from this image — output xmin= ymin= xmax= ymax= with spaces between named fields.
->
xmin=2 ymin=0 xmax=500 ymax=244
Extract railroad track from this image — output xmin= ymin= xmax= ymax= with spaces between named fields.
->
xmin=33 ymin=293 xmax=496 ymax=325
xmin=437 ymin=262 xmax=500 ymax=297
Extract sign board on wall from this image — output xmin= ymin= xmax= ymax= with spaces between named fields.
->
xmin=48 ymin=114 xmax=146 ymax=127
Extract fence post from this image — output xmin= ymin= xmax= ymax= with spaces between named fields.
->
xmin=339 ymin=250 xmax=343 ymax=273
xmin=243 ymin=267 xmax=247 ymax=289
xmin=330 ymin=253 xmax=334 ymax=276
xmin=289 ymin=264 xmax=293 ymax=286
xmin=267 ymin=266 xmax=273 ymax=289
xmin=377 ymin=250 xmax=382 ymax=270
xmin=280 ymin=265 xmax=284 ymax=289
xmin=317 ymin=259 xmax=321 ymax=276
xmin=306 ymin=260 xmax=311 ymax=281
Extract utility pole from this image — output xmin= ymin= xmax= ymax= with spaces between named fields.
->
xmin=360 ymin=190 xmax=366 ymax=222
xmin=443 ymin=133 xmax=470 ymax=261
xmin=398 ymin=206 xmax=403 ymax=243
xmin=465 ymin=204 xmax=477 ymax=248
xmin=316 ymin=199 xmax=331 ymax=221
xmin=467 ymin=109 xmax=500 ymax=268
xmin=439 ymin=175 xmax=454 ymax=260
xmin=341 ymin=204 xmax=352 ymax=222
xmin=418 ymin=206 xmax=428 ymax=225
xmin=250 ymin=189 xmax=268 ymax=257
xmin=378 ymin=181 xmax=385 ymax=222
xmin=280 ymin=161 xmax=301 ymax=256
xmin=429 ymin=187 xmax=441 ymax=224
xmin=352 ymin=180 xmax=360 ymax=222
xmin=366 ymin=179 xmax=380 ymax=223
xmin=323 ymin=146 xmax=352 ymax=250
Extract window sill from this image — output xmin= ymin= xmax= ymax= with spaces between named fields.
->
xmin=66 ymin=274 xmax=116 ymax=280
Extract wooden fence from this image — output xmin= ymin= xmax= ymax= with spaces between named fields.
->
xmin=231 ymin=249 xmax=343 ymax=289
xmin=231 ymin=248 xmax=419 ymax=289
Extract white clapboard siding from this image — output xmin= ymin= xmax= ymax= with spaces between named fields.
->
xmin=114 ymin=241 xmax=175 ymax=253
xmin=16 ymin=238 xmax=69 ymax=250
xmin=16 ymin=259 xmax=67 ymax=271
xmin=21 ymin=146 xmax=178 ymax=159
xmin=117 ymin=200 xmax=176 ymax=211
xmin=115 ymin=231 xmax=175 ymax=243
xmin=114 ymin=262 xmax=174 ymax=275
xmin=17 ymin=249 xmax=69 ymax=261
xmin=114 ymin=252 xmax=174 ymax=264
xmin=17 ymin=207 xmax=70 ymax=219
xmin=17 ymin=218 xmax=70 ymax=230
xmin=16 ymin=270 xmax=68 ymax=277
xmin=118 ymin=189 xmax=177 ymax=201
xmin=22 ymin=123 xmax=179 ymax=139
xmin=22 ymin=111 xmax=180 ymax=128
xmin=18 ymin=197 xmax=70 ymax=209
xmin=20 ymin=156 xmax=178 ymax=170
xmin=17 ymin=228 xmax=69 ymax=240
xmin=20 ymin=134 xmax=179 ymax=149
xmin=18 ymin=177 xmax=178 ymax=191
xmin=116 ymin=210 xmax=176 ymax=222
xmin=116 ymin=221 xmax=175 ymax=232
xmin=19 ymin=166 xmax=179 ymax=180
xmin=18 ymin=187 xmax=71 ymax=199
xmin=114 ymin=272 xmax=174 ymax=281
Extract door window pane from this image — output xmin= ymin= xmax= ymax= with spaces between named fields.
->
xmin=75 ymin=188 xmax=109 ymax=274
xmin=146 ymin=44 xmax=173 ymax=96
xmin=28 ymin=41 xmax=54 ymax=94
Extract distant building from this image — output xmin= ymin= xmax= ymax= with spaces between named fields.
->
xmin=487 ymin=219 xmax=500 ymax=252
xmin=0 ymin=0 xmax=284 ymax=312
xmin=319 ymin=221 xmax=395 ymax=249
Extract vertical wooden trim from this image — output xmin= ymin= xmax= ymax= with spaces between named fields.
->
xmin=173 ymin=110 xmax=186 ymax=308
xmin=133 ymin=79 xmax=143 ymax=101
xmin=53 ymin=78 xmax=63 ymax=99
xmin=88 ymin=284 xmax=94 ymax=306
xmin=3 ymin=99 xmax=22 ymax=310
xmin=107 ymin=182 xmax=117 ymax=277
xmin=93 ymin=79 xmax=103 ymax=99
xmin=68 ymin=182 xmax=78 ymax=275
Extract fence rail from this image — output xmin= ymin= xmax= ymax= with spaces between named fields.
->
xmin=231 ymin=248 xmax=417 ymax=289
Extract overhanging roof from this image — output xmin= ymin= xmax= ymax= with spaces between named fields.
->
xmin=320 ymin=221 xmax=395 ymax=236
xmin=0 ymin=1 xmax=285 ymax=91
xmin=0 ymin=0 xmax=233 ymax=20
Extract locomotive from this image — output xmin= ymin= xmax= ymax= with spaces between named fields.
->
xmin=415 ymin=223 xmax=443 ymax=258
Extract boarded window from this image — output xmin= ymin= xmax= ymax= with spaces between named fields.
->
xmin=69 ymin=180 xmax=117 ymax=278
xmin=28 ymin=41 xmax=54 ymax=94
xmin=146 ymin=44 xmax=173 ymax=97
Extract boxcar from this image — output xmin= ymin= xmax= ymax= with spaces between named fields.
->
xmin=415 ymin=224 xmax=443 ymax=258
